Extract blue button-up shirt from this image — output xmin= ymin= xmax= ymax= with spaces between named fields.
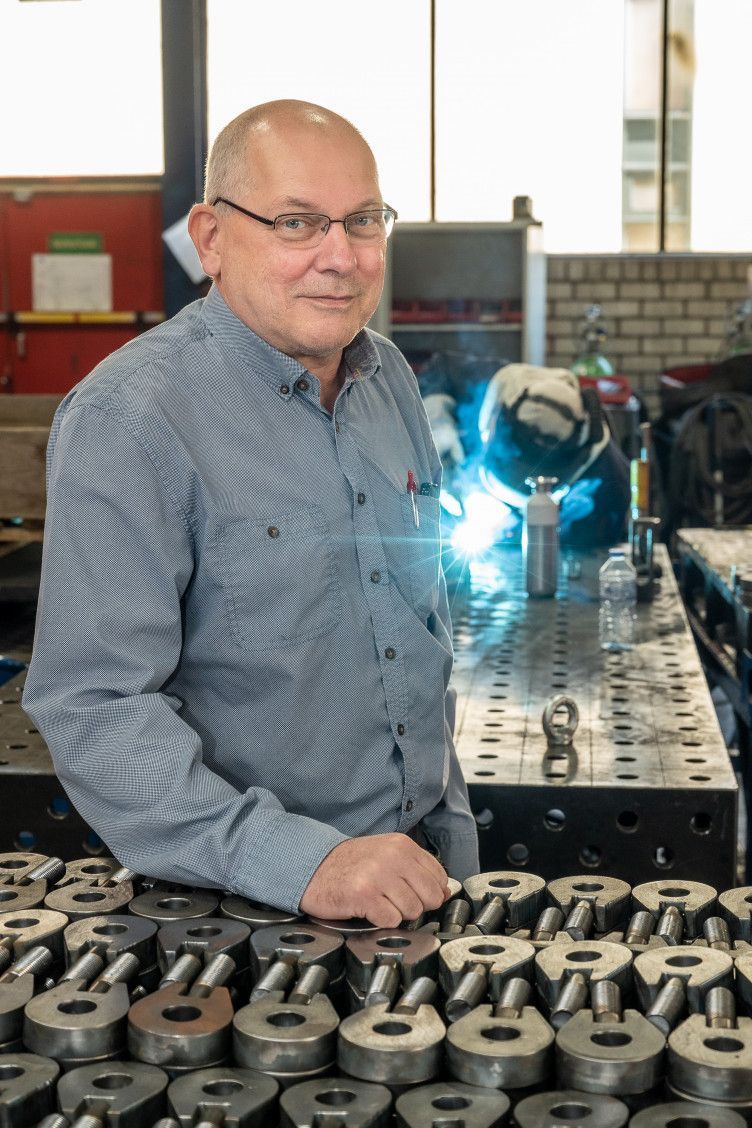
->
xmin=23 ymin=287 xmax=479 ymax=911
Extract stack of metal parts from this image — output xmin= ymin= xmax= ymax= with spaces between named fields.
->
xmin=4 ymin=853 xmax=752 ymax=1124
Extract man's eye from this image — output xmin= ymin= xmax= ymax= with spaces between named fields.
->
xmin=350 ymin=213 xmax=377 ymax=228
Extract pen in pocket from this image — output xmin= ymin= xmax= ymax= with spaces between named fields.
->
xmin=407 ymin=470 xmax=420 ymax=529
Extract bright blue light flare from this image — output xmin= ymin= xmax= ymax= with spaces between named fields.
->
xmin=450 ymin=490 xmax=514 ymax=557
xmin=440 ymin=488 xmax=464 ymax=518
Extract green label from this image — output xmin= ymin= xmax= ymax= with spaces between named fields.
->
xmin=47 ymin=232 xmax=103 ymax=254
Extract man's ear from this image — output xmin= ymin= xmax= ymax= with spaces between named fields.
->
xmin=188 ymin=204 xmax=222 ymax=278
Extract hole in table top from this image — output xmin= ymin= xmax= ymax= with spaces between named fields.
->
xmin=578 ymin=846 xmax=602 ymax=868
xmin=544 ymin=809 xmax=566 ymax=831
xmin=506 ymin=843 xmax=530 ymax=865
xmin=691 ymin=813 xmax=712 ymax=834
xmin=477 ymin=754 xmax=499 ymax=760
xmin=481 ymin=738 xmax=501 ymax=744
xmin=617 ymin=810 xmax=639 ymax=832
xmin=689 ymin=775 xmax=711 ymax=782
xmin=653 ymin=847 xmax=675 ymax=869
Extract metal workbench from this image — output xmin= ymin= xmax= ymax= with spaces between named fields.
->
xmin=451 ymin=544 xmax=738 ymax=889
xmin=0 ymin=544 xmax=740 ymax=888
xmin=676 ymin=527 xmax=752 ymax=829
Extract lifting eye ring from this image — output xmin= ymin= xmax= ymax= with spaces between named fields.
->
xmin=542 ymin=694 xmax=580 ymax=746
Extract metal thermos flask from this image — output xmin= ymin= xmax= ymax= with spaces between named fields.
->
xmin=524 ymin=476 xmax=559 ymax=598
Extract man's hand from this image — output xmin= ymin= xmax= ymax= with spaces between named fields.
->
xmin=299 ymin=833 xmax=450 ymax=927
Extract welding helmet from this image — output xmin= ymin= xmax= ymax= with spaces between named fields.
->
xmin=478 ymin=363 xmax=611 ymax=508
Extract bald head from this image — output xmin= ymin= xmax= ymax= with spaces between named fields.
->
xmin=204 ymin=100 xmax=377 ymax=206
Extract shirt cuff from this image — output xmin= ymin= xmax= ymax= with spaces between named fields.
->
xmin=236 ymin=808 xmax=350 ymax=914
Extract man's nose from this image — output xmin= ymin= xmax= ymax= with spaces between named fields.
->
xmin=315 ymin=220 xmax=358 ymax=270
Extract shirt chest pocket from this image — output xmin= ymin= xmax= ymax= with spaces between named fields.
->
xmin=398 ymin=492 xmax=442 ymax=618
xmin=214 ymin=509 xmax=341 ymax=651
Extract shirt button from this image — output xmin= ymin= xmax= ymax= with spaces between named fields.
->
xmin=385 ymin=647 xmax=396 ymax=660
xmin=370 ymin=570 xmax=381 ymax=584
xmin=397 ymin=723 xmax=405 ymax=736
xmin=357 ymin=492 xmax=366 ymax=505
xmin=296 ymin=378 xmax=309 ymax=392
xmin=335 ymin=423 xmax=340 ymax=433
xmin=267 ymin=526 xmax=280 ymax=538
xmin=279 ymin=384 xmax=290 ymax=396
xmin=406 ymin=799 xmax=414 ymax=812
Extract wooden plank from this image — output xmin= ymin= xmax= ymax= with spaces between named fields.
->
xmin=0 ymin=427 xmax=50 ymax=519
xmin=0 ymin=395 xmax=62 ymax=427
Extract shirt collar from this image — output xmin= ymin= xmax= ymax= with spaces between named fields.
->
xmin=200 ymin=285 xmax=381 ymax=395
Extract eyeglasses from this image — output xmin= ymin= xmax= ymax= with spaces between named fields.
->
xmin=212 ymin=197 xmax=397 ymax=247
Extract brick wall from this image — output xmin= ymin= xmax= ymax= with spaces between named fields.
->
xmin=546 ymin=255 xmax=752 ymax=415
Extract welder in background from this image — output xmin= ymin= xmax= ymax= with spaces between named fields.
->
xmin=424 ymin=363 xmax=631 ymax=548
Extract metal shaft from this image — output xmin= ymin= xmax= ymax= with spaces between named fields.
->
xmin=624 ymin=910 xmax=655 ymax=946
xmin=705 ymin=985 xmax=737 ymax=1029
xmin=445 ymin=962 xmax=489 ymax=1022
xmin=394 ymin=976 xmax=437 ymax=1014
xmin=532 ymin=907 xmax=565 ymax=942
xmin=364 ymin=960 xmax=400 ymax=1009
xmin=441 ymin=898 xmax=471 ymax=936
xmin=158 ymin=952 xmax=203 ymax=991
xmin=0 ymin=944 xmax=53 ymax=983
xmin=591 ymin=978 xmax=622 ymax=1023
xmin=59 ymin=950 xmax=104 ymax=986
xmin=703 ymin=916 xmax=732 ymax=951
xmin=189 ymin=952 xmax=236 ymax=996
xmin=472 ymin=896 xmax=507 ymax=935
xmin=494 ymin=976 xmax=531 ymax=1018
xmin=289 ymin=963 xmax=329 ymax=1005
xmin=656 ymin=905 xmax=684 ymax=944
xmin=249 ymin=957 xmax=295 ymax=1002
xmin=646 ymin=975 xmax=686 ymax=1036
xmin=563 ymin=899 xmax=594 ymax=941
xmin=551 ymin=971 xmax=589 ymax=1029
xmin=89 ymin=951 xmax=140 ymax=993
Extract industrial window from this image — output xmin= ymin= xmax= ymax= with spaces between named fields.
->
xmin=0 ymin=0 xmax=163 ymax=177
xmin=206 ymin=0 xmax=432 ymax=222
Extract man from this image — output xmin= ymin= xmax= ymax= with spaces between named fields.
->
xmin=23 ymin=101 xmax=479 ymax=927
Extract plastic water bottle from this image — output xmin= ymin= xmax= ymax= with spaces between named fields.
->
xmin=599 ymin=549 xmax=637 ymax=651
xmin=524 ymin=476 xmax=559 ymax=598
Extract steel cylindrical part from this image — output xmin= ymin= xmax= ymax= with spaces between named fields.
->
xmin=551 ymin=971 xmax=589 ymax=1029
xmin=289 ymin=962 xmax=329 ymax=1004
xmin=445 ymin=963 xmax=489 ymax=1022
xmin=364 ymin=960 xmax=400 ymax=1009
xmin=158 ymin=952 xmax=202 ymax=990
xmin=704 ymin=916 xmax=732 ymax=950
xmin=249 ymin=957 xmax=295 ymax=1002
xmin=394 ymin=976 xmax=437 ymax=1014
xmin=646 ymin=976 xmax=686 ymax=1036
xmin=190 ymin=952 xmax=236 ymax=995
xmin=656 ymin=905 xmax=684 ymax=945
xmin=472 ymin=896 xmax=507 ymax=934
xmin=90 ymin=951 xmax=140 ymax=992
xmin=495 ymin=976 xmax=531 ymax=1018
xmin=563 ymin=900 xmax=594 ymax=941
xmin=441 ymin=898 xmax=471 ymax=936
xmin=533 ymin=907 xmax=565 ymax=941
xmin=3 ymin=944 xmax=54 ymax=981
xmin=624 ymin=911 xmax=655 ymax=946
xmin=705 ymin=985 xmax=737 ymax=1029
xmin=591 ymin=978 xmax=622 ymax=1024
xmin=25 ymin=857 xmax=66 ymax=885
xmin=59 ymin=950 xmax=104 ymax=986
